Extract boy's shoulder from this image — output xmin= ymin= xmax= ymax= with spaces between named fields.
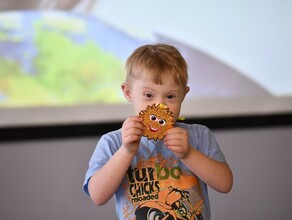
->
xmin=100 ymin=128 xmax=122 ymax=141
xmin=176 ymin=122 xmax=208 ymax=131
xmin=176 ymin=122 xmax=212 ymax=140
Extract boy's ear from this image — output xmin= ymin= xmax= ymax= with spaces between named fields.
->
xmin=183 ymin=86 xmax=190 ymax=100
xmin=121 ymin=83 xmax=132 ymax=102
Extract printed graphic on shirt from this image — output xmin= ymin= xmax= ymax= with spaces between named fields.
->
xmin=122 ymin=154 xmax=205 ymax=220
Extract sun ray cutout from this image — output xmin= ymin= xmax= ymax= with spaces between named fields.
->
xmin=139 ymin=103 xmax=175 ymax=141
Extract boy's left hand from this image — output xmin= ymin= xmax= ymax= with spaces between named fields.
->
xmin=164 ymin=127 xmax=191 ymax=159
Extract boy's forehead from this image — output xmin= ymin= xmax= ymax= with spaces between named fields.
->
xmin=137 ymin=70 xmax=177 ymax=84
xmin=139 ymin=74 xmax=174 ymax=84
xmin=133 ymin=77 xmax=184 ymax=90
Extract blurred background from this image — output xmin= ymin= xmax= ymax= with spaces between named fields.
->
xmin=0 ymin=0 xmax=291 ymax=219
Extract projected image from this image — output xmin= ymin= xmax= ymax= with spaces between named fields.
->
xmin=0 ymin=0 xmax=275 ymax=108
xmin=0 ymin=11 xmax=131 ymax=107
xmin=0 ymin=0 xmax=291 ymax=127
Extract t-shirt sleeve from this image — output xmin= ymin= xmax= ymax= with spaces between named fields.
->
xmin=189 ymin=124 xmax=227 ymax=163
xmin=83 ymin=131 xmax=121 ymax=196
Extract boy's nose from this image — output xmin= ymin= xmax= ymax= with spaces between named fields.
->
xmin=155 ymin=98 xmax=165 ymax=105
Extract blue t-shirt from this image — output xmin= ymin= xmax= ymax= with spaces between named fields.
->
xmin=84 ymin=123 xmax=227 ymax=220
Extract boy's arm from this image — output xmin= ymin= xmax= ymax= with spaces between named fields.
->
xmin=88 ymin=116 xmax=144 ymax=206
xmin=88 ymin=146 xmax=136 ymax=205
xmin=181 ymin=149 xmax=233 ymax=193
xmin=165 ymin=127 xmax=233 ymax=193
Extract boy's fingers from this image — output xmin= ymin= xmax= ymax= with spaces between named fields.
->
xmin=123 ymin=116 xmax=144 ymax=130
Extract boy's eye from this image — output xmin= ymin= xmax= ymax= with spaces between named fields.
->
xmin=167 ymin=94 xmax=175 ymax=99
xmin=145 ymin=93 xmax=152 ymax=98
xmin=150 ymin=115 xmax=157 ymax=121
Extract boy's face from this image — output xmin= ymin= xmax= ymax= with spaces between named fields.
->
xmin=122 ymin=76 xmax=189 ymax=120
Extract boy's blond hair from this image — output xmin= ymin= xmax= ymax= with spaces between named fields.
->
xmin=125 ymin=44 xmax=188 ymax=87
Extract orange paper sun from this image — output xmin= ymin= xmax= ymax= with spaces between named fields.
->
xmin=139 ymin=104 xmax=175 ymax=141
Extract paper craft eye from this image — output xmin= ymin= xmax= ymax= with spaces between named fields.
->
xmin=150 ymin=115 xmax=157 ymax=121
xmin=158 ymin=119 xmax=166 ymax=126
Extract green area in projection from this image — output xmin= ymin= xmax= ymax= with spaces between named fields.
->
xmin=0 ymin=13 xmax=125 ymax=108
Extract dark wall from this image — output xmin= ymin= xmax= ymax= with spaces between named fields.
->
xmin=1 ymin=126 xmax=291 ymax=220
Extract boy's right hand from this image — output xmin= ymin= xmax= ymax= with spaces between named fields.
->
xmin=121 ymin=116 xmax=144 ymax=153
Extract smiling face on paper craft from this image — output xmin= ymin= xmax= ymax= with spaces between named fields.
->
xmin=139 ymin=104 xmax=174 ymax=141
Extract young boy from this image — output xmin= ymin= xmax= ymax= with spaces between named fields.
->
xmin=83 ymin=44 xmax=233 ymax=220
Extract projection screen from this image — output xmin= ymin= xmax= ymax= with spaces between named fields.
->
xmin=0 ymin=0 xmax=291 ymax=128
